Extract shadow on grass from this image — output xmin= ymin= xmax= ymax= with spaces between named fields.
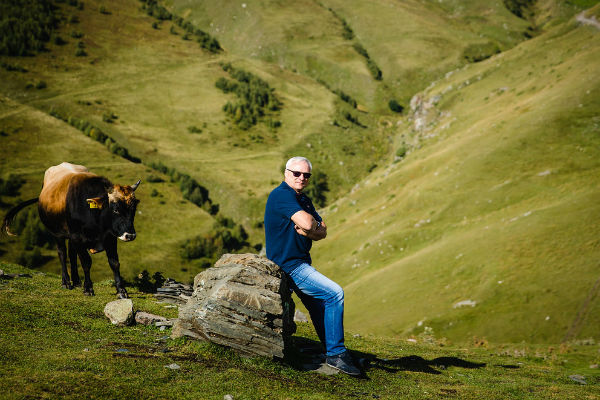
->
xmin=289 ymin=336 xmax=487 ymax=377
xmin=359 ymin=353 xmax=486 ymax=375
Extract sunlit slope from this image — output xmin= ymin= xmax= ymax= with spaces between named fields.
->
xmin=313 ymin=12 xmax=600 ymax=343
xmin=0 ymin=0 xmax=341 ymax=227
xmin=319 ymin=0 xmax=531 ymax=107
xmin=0 ymin=96 xmax=214 ymax=282
xmin=172 ymin=0 xmax=531 ymax=109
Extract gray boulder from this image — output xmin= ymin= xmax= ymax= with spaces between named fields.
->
xmin=104 ymin=299 xmax=135 ymax=326
xmin=172 ymin=253 xmax=296 ymax=358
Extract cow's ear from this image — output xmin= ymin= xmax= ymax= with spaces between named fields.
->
xmin=86 ymin=197 xmax=105 ymax=210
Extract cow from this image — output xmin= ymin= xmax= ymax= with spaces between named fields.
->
xmin=2 ymin=162 xmax=140 ymax=298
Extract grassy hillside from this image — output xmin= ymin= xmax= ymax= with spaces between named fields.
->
xmin=314 ymin=6 xmax=600 ymax=343
xmin=0 ymin=0 xmax=598 ymax=347
xmin=1 ymin=261 xmax=599 ymax=399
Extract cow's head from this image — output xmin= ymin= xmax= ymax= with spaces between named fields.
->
xmin=106 ymin=180 xmax=140 ymax=241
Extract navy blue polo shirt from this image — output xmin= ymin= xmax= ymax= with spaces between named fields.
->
xmin=264 ymin=181 xmax=322 ymax=273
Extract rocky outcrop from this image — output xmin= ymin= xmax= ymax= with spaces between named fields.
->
xmin=172 ymin=253 xmax=296 ymax=358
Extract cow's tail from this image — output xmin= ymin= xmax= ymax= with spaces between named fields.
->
xmin=2 ymin=198 xmax=38 ymax=236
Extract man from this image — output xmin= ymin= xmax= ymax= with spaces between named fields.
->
xmin=264 ymin=156 xmax=361 ymax=376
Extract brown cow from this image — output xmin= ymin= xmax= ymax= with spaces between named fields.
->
xmin=2 ymin=162 xmax=140 ymax=298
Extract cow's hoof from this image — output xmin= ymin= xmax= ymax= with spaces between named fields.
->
xmin=62 ymin=283 xmax=73 ymax=290
xmin=83 ymin=289 xmax=95 ymax=296
xmin=117 ymin=291 xmax=129 ymax=299
xmin=72 ymin=280 xmax=82 ymax=287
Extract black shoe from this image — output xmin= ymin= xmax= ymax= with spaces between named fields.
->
xmin=326 ymin=351 xmax=361 ymax=376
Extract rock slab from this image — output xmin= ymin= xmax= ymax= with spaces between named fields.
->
xmin=172 ymin=253 xmax=296 ymax=358
xmin=104 ymin=299 xmax=135 ymax=326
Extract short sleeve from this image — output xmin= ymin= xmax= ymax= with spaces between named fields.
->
xmin=275 ymin=189 xmax=303 ymax=219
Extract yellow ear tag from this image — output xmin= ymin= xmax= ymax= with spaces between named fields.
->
xmin=87 ymin=200 xmax=102 ymax=209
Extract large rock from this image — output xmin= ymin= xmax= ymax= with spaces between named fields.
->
xmin=172 ymin=253 xmax=296 ymax=358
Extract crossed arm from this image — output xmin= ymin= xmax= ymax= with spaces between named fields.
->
xmin=291 ymin=210 xmax=327 ymax=241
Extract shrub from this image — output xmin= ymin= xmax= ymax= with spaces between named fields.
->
xmin=462 ymin=41 xmax=500 ymax=63
xmin=396 ymin=146 xmax=407 ymax=158
xmin=388 ymin=99 xmax=404 ymax=113
xmin=367 ymin=59 xmax=382 ymax=81
xmin=146 ymin=174 xmax=164 ymax=183
xmin=0 ymin=173 xmax=24 ymax=196
xmin=335 ymin=90 xmax=357 ymax=108
xmin=53 ymin=35 xmax=66 ymax=45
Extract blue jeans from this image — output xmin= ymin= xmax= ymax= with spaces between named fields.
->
xmin=287 ymin=263 xmax=346 ymax=357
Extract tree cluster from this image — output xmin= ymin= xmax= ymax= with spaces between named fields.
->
xmin=302 ymin=170 xmax=329 ymax=208
xmin=49 ymin=109 xmax=141 ymax=163
xmin=216 ymin=63 xmax=282 ymax=130
xmin=148 ymin=161 xmax=218 ymax=215
xmin=352 ymin=43 xmax=382 ymax=81
xmin=10 ymin=207 xmax=54 ymax=269
xmin=139 ymin=0 xmax=222 ymax=53
xmin=0 ymin=174 xmax=24 ymax=197
xmin=180 ymin=215 xmax=250 ymax=268
xmin=0 ymin=0 xmax=58 ymax=56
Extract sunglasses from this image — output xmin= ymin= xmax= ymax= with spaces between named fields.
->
xmin=286 ymin=169 xmax=312 ymax=179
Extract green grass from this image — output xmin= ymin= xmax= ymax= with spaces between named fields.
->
xmin=1 ymin=261 xmax=599 ymax=399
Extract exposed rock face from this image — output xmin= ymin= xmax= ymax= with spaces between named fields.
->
xmin=104 ymin=299 xmax=135 ymax=326
xmin=172 ymin=253 xmax=296 ymax=358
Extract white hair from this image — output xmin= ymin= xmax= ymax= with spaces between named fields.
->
xmin=285 ymin=156 xmax=312 ymax=171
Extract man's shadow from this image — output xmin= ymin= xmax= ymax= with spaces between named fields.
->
xmin=289 ymin=336 xmax=487 ymax=377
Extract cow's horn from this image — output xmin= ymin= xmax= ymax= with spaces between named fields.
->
xmin=131 ymin=180 xmax=141 ymax=191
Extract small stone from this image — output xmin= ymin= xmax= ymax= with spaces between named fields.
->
xmin=353 ymin=333 xmax=362 ymax=338
xmin=294 ymin=310 xmax=309 ymax=323
xmin=224 ymin=395 xmax=234 ymax=400
xmin=135 ymin=312 xmax=167 ymax=326
xmin=165 ymin=363 xmax=180 ymax=370
xmin=590 ymin=364 xmax=599 ymax=369
xmin=569 ymin=374 xmax=587 ymax=385
xmin=116 ymin=348 xmax=129 ymax=353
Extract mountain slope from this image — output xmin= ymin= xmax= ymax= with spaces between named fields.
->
xmin=314 ymin=7 xmax=600 ymax=343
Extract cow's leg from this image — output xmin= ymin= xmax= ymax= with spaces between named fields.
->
xmin=76 ymin=244 xmax=94 ymax=296
xmin=68 ymin=239 xmax=81 ymax=287
xmin=104 ymin=236 xmax=128 ymax=299
xmin=56 ymin=238 xmax=72 ymax=289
